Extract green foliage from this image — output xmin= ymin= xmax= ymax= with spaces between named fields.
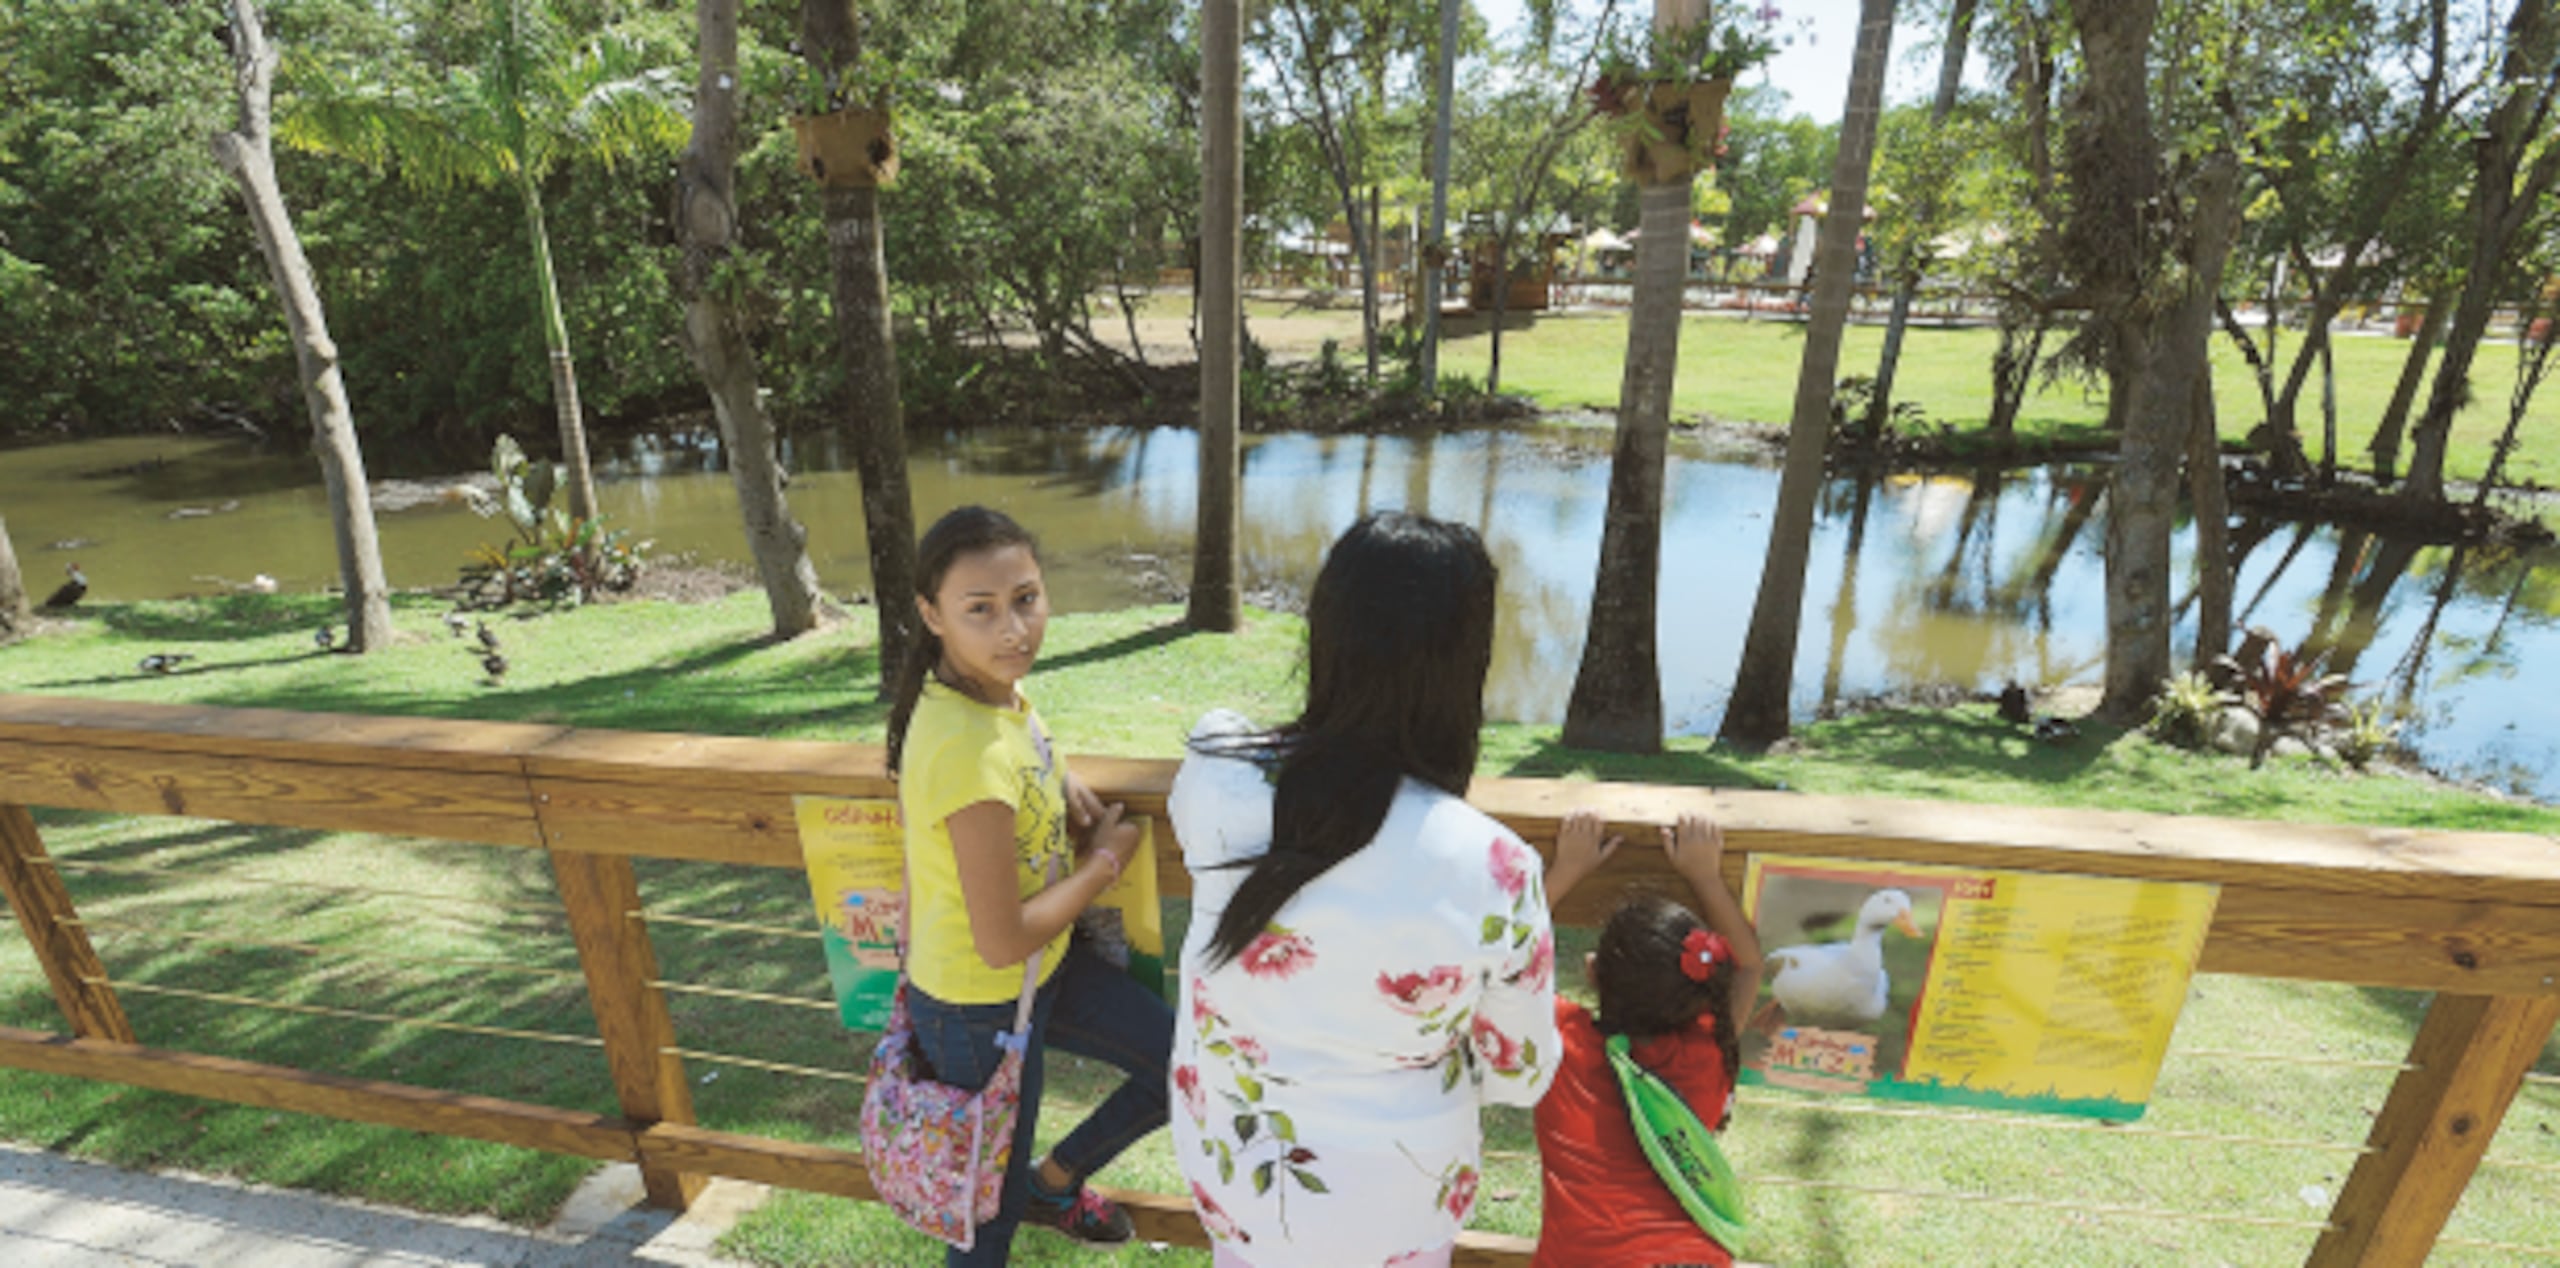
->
xmin=2146 ymin=671 xmax=2233 ymax=751
xmin=457 ymin=435 xmax=648 ymax=606
xmin=2331 ymin=698 xmax=2401 ymax=772
xmin=2216 ymin=637 xmax=2350 ymax=769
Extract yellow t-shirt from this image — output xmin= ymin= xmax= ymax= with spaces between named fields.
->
xmin=899 ymin=679 xmax=1073 ymax=1003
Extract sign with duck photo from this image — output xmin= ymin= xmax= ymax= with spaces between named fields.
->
xmin=1738 ymin=855 xmax=2218 ymax=1121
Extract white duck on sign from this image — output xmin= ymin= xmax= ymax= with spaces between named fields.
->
xmin=1758 ymin=888 xmax=1922 ymax=1029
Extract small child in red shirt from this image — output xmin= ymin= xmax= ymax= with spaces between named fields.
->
xmin=1535 ymin=811 xmax=1764 ymax=1268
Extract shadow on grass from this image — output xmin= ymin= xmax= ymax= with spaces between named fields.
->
xmin=1494 ymin=736 xmax=1778 ymax=788
xmin=28 ymin=649 xmax=338 ymax=690
xmin=1789 ymin=707 xmax=2121 ymax=785
xmin=92 ymin=594 xmax=360 ymax=645
xmin=1040 ymin=615 xmax=1210 ymax=674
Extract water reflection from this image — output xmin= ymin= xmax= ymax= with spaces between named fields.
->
xmin=4 ymin=428 xmax=2553 ymax=799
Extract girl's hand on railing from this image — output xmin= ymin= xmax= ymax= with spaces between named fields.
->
xmin=1547 ymin=809 xmax=1621 ymax=904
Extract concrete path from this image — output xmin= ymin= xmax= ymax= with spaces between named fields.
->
xmin=0 ymin=1144 xmax=768 ymax=1267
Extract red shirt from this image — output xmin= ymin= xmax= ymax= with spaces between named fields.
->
xmin=1533 ymin=999 xmax=1736 ymax=1268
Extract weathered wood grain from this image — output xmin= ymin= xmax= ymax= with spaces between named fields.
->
xmin=0 ymin=1024 xmax=636 ymax=1159
xmin=2307 ymin=992 xmax=2560 ymax=1267
xmin=0 ymin=695 xmax=562 ymax=774
xmin=550 ymin=849 xmax=702 ymax=1208
xmin=0 ymin=738 xmax=543 ymax=846
xmin=0 ymin=804 xmax=134 ymax=1041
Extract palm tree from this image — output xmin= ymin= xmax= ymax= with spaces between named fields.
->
xmin=1719 ymin=0 xmax=1898 ymax=747
xmin=1192 ymin=0 xmax=1245 ymax=632
xmin=282 ymin=0 xmax=688 ymax=523
xmin=0 ymin=515 xmax=29 ymax=645
xmin=1560 ymin=0 xmax=1708 ymax=753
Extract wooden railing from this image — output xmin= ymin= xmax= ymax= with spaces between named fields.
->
xmin=0 ymin=693 xmax=2555 ymax=1266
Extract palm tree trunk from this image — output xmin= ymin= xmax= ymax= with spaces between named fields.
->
xmin=2186 ymin=373 xmax=2232 ymax=667
xmin=0 ymin=516 xmax=29 ymax=645
xmin=1190 ymin=0 xmax=1244 ymax=632
xmin=212 ymin=0 xmax=392 ymax=653
xmin=801 ymin=3 xmax=919 ymax=688
xmin=1561 ymin=178 xmax=1689 ymax=752
xmin=677 ymin=0 xmax=821 ymax=639
xmin=2369 ymin=300 xmax=2446 ymax=482
xmin=1869 ymin=0 xmax=1975 ymax=431
xmin=519 ymin=180 xmax=602 ymax=523
xmin=1721 ymin=0 xmax=1897 ymax=747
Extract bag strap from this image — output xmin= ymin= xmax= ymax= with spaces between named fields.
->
xmin=1604 ymin=1032 xmax=1749 ymax=1252
xmin=895 ymin=847 xmax=1056 ymax=1047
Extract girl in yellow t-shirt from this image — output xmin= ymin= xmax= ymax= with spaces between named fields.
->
xmin=885 ymin=505 xmax=1171 ymax=1265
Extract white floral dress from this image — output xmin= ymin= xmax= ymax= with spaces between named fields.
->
xmin=1169 ymin=711 xmax=1560 ymax=1267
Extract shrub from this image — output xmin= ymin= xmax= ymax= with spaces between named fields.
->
xmin=2146 ymin=671 xmax=2229 ymax=750
xmin=458 ymin=436 xmax=650 ymax=608
xmin=2332 ymin=699 xmax=2401 ymax=772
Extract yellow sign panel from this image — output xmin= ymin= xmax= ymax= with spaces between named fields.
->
xmin=793 ymin=795 xmax=1169 ymax=1031
xmin=1740 ymin=854 xmax=2218 ymax=1120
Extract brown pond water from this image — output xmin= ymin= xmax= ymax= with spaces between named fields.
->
xmin=4 ymin=427 xmax=2554 ymax=800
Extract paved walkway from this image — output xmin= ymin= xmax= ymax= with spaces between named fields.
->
xmin=0 ymin=1144 xmax=764 ymax=1267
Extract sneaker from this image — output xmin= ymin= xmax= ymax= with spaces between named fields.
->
xmin=1024 ymin=1176 xmax=1136 ymax=1245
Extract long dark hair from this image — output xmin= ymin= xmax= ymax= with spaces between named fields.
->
xmin=885 ymin=506 xmax=1040 ymax=776
xmin=1593 ymin=891 xmax=1739 ymax=1121
xmin=1201 ymin=511 xmax=1499 ymax=967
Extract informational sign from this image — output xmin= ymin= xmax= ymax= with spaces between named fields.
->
xmin=793 ymin=795 xmax=1170 ymax=1032
xmin=1738 ymin=854 xmax=2218 ymax=1121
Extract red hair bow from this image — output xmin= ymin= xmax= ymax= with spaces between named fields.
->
xmin=1680 ymin=928 xmax=1729 ymax=983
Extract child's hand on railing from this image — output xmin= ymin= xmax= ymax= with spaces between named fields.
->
xmin=1547 ymin=809 xmax=1622 ymax=904
xmin=1079 ymin=802 xmax=1142 ymax=890
xmin=1662 ymin=812 xmax=1726 ymax=891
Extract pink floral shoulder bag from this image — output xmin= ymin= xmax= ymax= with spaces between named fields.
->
xmin=858 ymin=862 xmax=1051 ymax=1252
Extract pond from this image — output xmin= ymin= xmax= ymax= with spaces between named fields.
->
xmin=4 ymin=426 xmax=2554 ymax=802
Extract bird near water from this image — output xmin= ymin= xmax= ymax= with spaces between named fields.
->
xmin=480 ymin=651 xmax=508 ymax=683
xmin=476 ymin=620 xmax=501 ymax=653
xmin=43 ymin=563 xmax=88 ymax=609
xmin=314 ymin=626 xmax=336 ymax=652
xmin=443 ymin=612 xmax=469 ymax=638
xmin=138 ymin=654 xmax=194 ymax=675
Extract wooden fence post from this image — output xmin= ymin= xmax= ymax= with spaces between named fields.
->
xmin=2307 ymin=991 xmax=2560 ymax=1267
xmin=550 ymin=848 xmax=704 ymax=1209
xmin=0 ymin=803 xmax=135 ymax=1043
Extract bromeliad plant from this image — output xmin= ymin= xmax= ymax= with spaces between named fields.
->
xmin=459 ymin=435 xmax=650 ymax=608
xmin=2213 ymin=637 xmax=2350 ymax=770
xmin=1586 ymin=6 xmax=1786 ymax=119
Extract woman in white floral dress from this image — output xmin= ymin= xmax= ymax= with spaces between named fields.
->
xmin=1168 ymin=512 xmax=1559 ymax=1268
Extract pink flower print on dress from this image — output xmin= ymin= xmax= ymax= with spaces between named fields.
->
xmin=1190 ymin=978 xmax=1220 ymax=1027
xmin=1240 ymin=925 xmax=1317 ymax=980
xmin=1443 ymin=1164 xmax=1480 ymax=1220
xmin=1174 ymin=1063 xmax=1206 ymax=1125
xmin=1377 ymin=965 xmax=1469 ymax=1016
xmin=1470 ymin=1013 xmax=1526 ymax=1074
xmin=1488 ymin=835 xmax=1534 ymax=899
xmin=1192 ymin=1180 xmax=1249 ymax=1243
xmin=1232 ymin=1034 xmax=1268 ymax=1066
xmin=1515 ymin=929 xmax=1555 ymax=991
xmin=1386 ymin=1252 xmax=1436 ymax=1266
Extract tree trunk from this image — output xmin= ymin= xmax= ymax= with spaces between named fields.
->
xmin=1987 ymin=310 xmax=2043 ymax=438
xmin=1721 ymin=0 xmax=1898 ymax=747
xmin=0 ymin=516 xmax=28 ymax=645
xmin=677 ymin=0 xmax=822 ymax=639
xmin=211 ymin=0 xmax=392 ymax=653
xmin=2186 ymin=374 xmax=2232 ymax=668
xmin=1362 ymin=185 xmax=1382 ymax=385
xmin=1562 ymin=178 xmax=1691 ymax=752
xmin=2370 ymin=300 xmax=2447 ymax=482
xmin=1868 ymin=0 xmax=1974 ymax=432
xmin=518 ymin=182 xmax=602 ymax=524
xmin=1419 ymin=0 xmax=1458 ymax=394
xmin=1190 ymin=0 xmax=1244 ymax=632
xmin=803 ymin=2 xmax=920 ymax=690
xmin=2400 ymin=0 xmax=2560 ymax=504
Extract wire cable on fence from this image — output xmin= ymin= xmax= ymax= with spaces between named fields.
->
xmin=659 ymin=1046 xmax=867 ymax=1084
xmin=2174 ymin=1047 xmax=2412 ymax=1072
xmin=1745 ymin=1094 xmax=2375 ymax=1155
xmin=2435 ymin=1235 xmax=2560 ymax=1259
xmin=2475 ymin=1155 xmax=2560 ymax=1179
xmin=39 ymin=857 xmax=567 ymax=923
xmin=66 ymin=917 xmax=588 ymax=984
xmin=649 ymin=979 xmax=835 ymax=1013
xmin=2523 ymin=1071 xmax=2560 ymax=1088
xmin=631 ymin=909 xmax=812 ymax=940
xmin=1740 ymin=1173 xmax=2341 ymax=1233
xmin=88 ymin=977 xmax=604 ymax=1050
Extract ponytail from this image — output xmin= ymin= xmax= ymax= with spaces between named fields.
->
xmin=880 ymin=506 xmax=1040 ymax=777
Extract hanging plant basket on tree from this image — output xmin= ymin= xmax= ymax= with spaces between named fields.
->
xmin=790 ymin=106 xmax=898 ymax=188
xmin=1600 ymin=78 xmax=1731 ymax=186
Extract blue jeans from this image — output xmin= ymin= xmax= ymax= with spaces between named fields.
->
xmin=906 ymin=936 xmax=1173 ymax=1266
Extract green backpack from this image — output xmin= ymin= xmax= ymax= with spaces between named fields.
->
xmin=1603 ymin=1032 xmax=1748 ymax=1255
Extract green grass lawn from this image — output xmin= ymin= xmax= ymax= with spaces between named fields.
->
xmin=1 ymin=593 xmax=2554 ymax=1266
xmin=1426 ymin=311 xmax=2557 ymax=491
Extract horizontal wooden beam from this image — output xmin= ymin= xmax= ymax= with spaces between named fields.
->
xmin=0 ymin=695 xmax=562 ymax=775
xmin=0 ymin=1025 xmax=636 ymax=1160
xmin=0 ymin=738 xmax=544 ymax=848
